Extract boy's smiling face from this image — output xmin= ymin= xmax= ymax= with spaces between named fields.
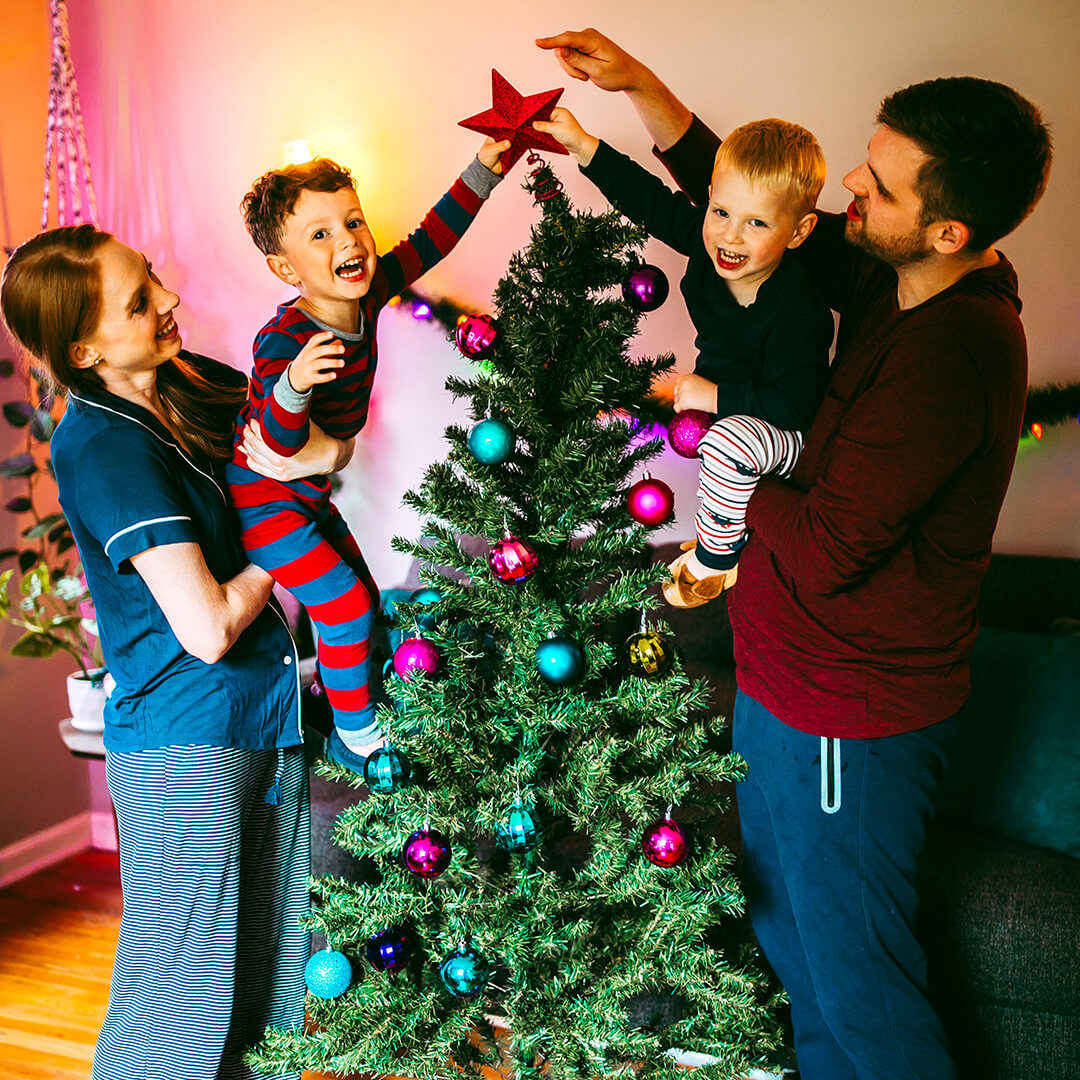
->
xmin=268 ymin=186 xmax=378 ymax=323
xmin=702 ymin=164 xmax=814 ymax=304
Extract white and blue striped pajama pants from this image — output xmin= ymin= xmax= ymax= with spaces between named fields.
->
xmin=696 ymin=414 xmax=804 ymax=567
xmin=94 ymin=745 xmax=310 ymax=1080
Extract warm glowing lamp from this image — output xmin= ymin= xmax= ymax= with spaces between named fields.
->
xmin=282 ymin=139 xmax=313 ymax=166
xmin=1031 ymin=422 xmax=1044 ymax=440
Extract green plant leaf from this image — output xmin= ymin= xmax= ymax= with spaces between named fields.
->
xmin=0 ymin=548 xmax=18 ymax=564
xmin=22 ymin=512 xmax=66 ymax=540
xmin=47 ymin=522 xmax=70 ymax=543
xmin=30 ymin=408 xmax=57 ymax=442
xmin=10 ymin=631 xmax=60 ymax=658
xmin=0 ymin=359 xmax=15 ymax=378
xmin=2 ymin=402 xmax=33 ymax=428
xmin=4 ymin=496 xmax=32 ymax=513
xmin=56 ymin=536 xmax=76 ymax=554
xmin=17 ymin=550 xmax=38 ymax=574
xmin=0 ymin=453 xmax=36 ymax=478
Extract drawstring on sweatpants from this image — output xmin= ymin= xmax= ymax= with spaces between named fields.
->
xmin=820 ymin=736 xmax=842 ymax=814
xmin=264 ymin=748 xmax=285 ymax=805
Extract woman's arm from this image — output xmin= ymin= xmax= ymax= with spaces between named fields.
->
xmin=129 ymin=544 xmax=273 ymax=664
xmin=241 ymin=418 xmax=355 ymax=481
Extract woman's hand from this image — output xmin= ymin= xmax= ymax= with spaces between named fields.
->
xmin=532 ymin=107 xmax=600 ymax=166
xmin=241 ymin=418 xmax=354 ymax=480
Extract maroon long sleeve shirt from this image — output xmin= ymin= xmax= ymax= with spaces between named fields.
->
xmin=658 ymin=117 xmax=1028 ymax=737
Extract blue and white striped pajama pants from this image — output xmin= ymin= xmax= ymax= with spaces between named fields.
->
xmin=94 ymin=745 xmax=310 ymax=1080
xmin=696 ymin=414 xmax=804 ymax=567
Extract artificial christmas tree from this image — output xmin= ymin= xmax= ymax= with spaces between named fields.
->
xmin=251 ymin=154 xmax=785 ymax=1079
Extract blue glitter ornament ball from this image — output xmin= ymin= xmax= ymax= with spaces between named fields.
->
xmin=496 ymin=802 xmax=540 ymax=853
xmin=304 ymin=948 xmax=352 ymax=999
xmin=363 ymin=746 xmax=412 ymax=793
xmin=535 ymin=635 xmax=585 ymax=685
xmin=438 ymin=944 xmax=491 ymax=997
xmin=467 ymin=417 xmax=515 ymax=465
xmin=409 ymin=586 xmax=443 ymax=630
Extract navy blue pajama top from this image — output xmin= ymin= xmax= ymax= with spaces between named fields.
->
xmin=51 ymin=353 xmax=301 ymax=753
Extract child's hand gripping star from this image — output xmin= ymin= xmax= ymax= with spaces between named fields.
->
xmin=531 ymin=106 xmax=600 ymax=166
xmin=478 ymin=137 xmax=513 ymax=175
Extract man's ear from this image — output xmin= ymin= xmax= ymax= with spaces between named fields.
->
xmin=266 ymin=252 xmax=299 ymax=286
xmin=787 ymin=211 xmax=818 ymax=250
xmin=930 ymin=219 xmax=972 ymax=256
xmin=69 ymin=341 xmax=99 ymax=369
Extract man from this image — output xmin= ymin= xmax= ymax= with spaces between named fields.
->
xmin=537 ymin=28 xmax=1051 ymax=1080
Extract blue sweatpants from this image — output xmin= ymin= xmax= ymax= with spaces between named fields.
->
xmin=94 ymin=745 xmax=310 ymax=1080
xmin=733 ymin=691 xmax=959 ymax=1080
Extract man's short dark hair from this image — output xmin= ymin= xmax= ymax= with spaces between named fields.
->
xmin=877 ymin=77 xmax=1051 ymax=251
xmin=241 ymin=157 xmax=356 ymax=256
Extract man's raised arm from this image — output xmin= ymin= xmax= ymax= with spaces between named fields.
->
xmin=535 ymin=28 xmax=694 ymax=152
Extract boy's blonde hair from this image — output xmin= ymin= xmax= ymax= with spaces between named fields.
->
xmin=714 ymin=118 xmax=826 ymax=219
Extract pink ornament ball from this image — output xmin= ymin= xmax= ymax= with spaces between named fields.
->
xmin=641 ymin=816 xmax=688 ymax=867
xmin=393 ymin=636 xmax=441 ymax=679
xmin=455 ymin=313 xmax=499 ymax=359
xmin=627 ymin=475 xmax=675 ymax=527
xmin=403 ymin=828 xmax=452 ymax=878
xmin=488 ymin=535 xmax=539 ymax=584
xmin=668 ymin=409 xmax=713 ymax=458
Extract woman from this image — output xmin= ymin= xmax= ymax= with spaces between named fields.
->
xmin=1 ymin=225 xmax=348 ymax=1080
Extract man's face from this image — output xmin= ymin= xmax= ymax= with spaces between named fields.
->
xmin=842 ymin=126 xmax=934 ymax=267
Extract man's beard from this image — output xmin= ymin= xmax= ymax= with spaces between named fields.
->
xmin=844 ymin=217 xmax=932 ymax=268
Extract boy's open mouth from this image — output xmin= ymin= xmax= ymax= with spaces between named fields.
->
xmin=716 ymin=249 xmax=748 ymax=270
xmin=335 ymin=257 xmax=366 ymax=281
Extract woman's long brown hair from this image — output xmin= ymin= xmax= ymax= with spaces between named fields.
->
xmin=1 ymin=225 xmax=246 ymax=461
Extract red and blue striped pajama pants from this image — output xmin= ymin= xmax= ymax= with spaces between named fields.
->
xmin=696 ymin=414 xmax=804 ymax=568
xmin=227 ymin=469 xmax=382 ymax=748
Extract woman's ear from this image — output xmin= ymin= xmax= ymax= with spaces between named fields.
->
xmin=69 ymin=341 xmax=100 ymax=369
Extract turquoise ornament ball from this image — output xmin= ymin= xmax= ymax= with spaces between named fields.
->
xmin=438 ymin=945 xmax=492 ymax=997
xmin=496 ymin=802 xmax=540 ymax=853
xmin=410 ymin=586 xmax=443 ymax=630
xmin=467 ymin=417 xmax=515 ymax=465
xmin=304 ymin=948 xmax=352 ymax=999
xmin=535 ymin=635 xmax=585 ymax=686
xmin=363 ymin=746 xmax=412 ymax=793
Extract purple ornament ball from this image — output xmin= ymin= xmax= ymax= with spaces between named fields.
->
xmin=393 ymin=636 xmax=441 ymax=679
xmin=488 ymin=535 xmax=539 ymax=584
xmin=455 ymin=313 xmax=499 ymax=359
xmin=641 ymin=816 xmax=688 ymax=867
xmin=621 ymin=264 xmax=670 ymax=313
xmin=668 ymin=409 xmax=713 ymax=458
xmin=627 ymin=475 xmax=675 ymax=527
xmin=403 ymin=828 xmax=452 ymax=878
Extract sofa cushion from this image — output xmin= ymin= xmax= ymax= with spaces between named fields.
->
xmin=936 ymin=626 xmax=1080 ymax=859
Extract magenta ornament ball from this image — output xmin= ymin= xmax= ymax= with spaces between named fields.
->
xmin=393 ymin=636 xmax=441 ymax=679
xmin=621 ymin=264 xmax=670 ymax=312
xmin=488 ymin=535 xmax=539 ymax=584
xmin=641 ymin=816 xmax=689 ymax=867
xmin=403 ymin=828 xmax=452 ymax=878
xmin=668 ymin=409 xmax=713 ymax=458
xmin=455 ymin=313 xmax=499 ymax=359
xmin=627 ymin=475 xmax=675 ymax=526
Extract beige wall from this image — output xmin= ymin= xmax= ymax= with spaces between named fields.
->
xmin=1 ymin=1 xmax=1077 ymax=844
xmin=0 ymin=0 xmax=91 ymax=850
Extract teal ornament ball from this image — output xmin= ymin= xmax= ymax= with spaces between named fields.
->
xmin=410 ymin=586 xmax=443 ymax=630
xmin=535 ymin=635 xmax=585 ymax=686
xmin=468 ymin=417 xmax=515 ymax=465
xmin=438 ymin=944 xmax=492 ymax=997
xmin=304 ymin=948 xmax=352 ymax=999
xmin=363 ymin=746 xmax=412 ymax=793
xmin=496 ymin=802 xmax=540 ymax=853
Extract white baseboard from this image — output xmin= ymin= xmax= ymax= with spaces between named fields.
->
xmin=0 ymin=812 xmax=94 ymax=889
xmin=90 ymin=810 xmax=118 ymax=852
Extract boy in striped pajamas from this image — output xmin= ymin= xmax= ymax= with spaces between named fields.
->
xmin=535 ymin=110 xmax=834 ymax=607
xmin=228 ymin=140 xmax=508 ymax=773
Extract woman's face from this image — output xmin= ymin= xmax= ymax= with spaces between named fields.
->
xmin=78 ymin=238 xmax=182 ymax=377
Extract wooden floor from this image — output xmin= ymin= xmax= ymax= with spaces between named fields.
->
xmin=0 ymin=848 xmax=362 ymax=1080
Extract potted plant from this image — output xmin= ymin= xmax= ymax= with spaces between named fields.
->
xmin=0 ymin=355 xmax=107 ymax=731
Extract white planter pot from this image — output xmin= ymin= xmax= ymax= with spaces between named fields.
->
xmin=67 ymin=669 xmax=108 ymax=733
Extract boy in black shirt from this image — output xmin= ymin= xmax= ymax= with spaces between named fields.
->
xmin=536 ymin=109 xmax=833 ymax=605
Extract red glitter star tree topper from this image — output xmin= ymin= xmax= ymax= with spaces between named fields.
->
xmin=459 ymin=70 xmax=568 ymax=173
